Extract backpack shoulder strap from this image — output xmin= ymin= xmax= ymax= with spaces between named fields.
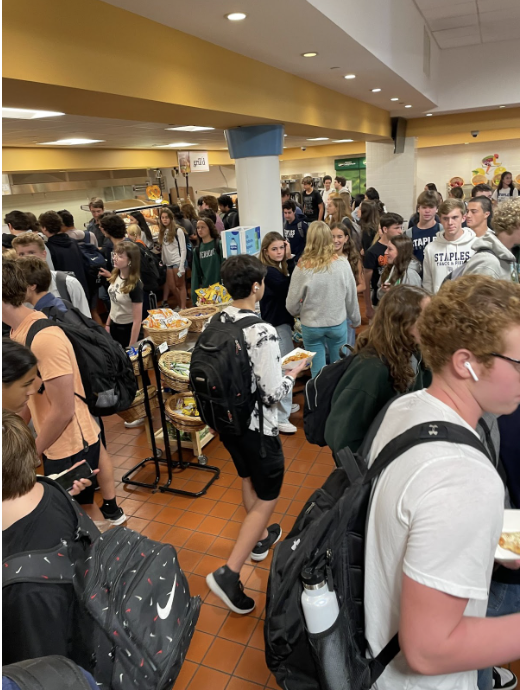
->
xmin=83 ymin=230 xmax=90 ymax=244
xmin=55 ymin=271 xmax=71 ymax=302
xmin=2 ymin=477 xmax=97 ymax=587
xmin=3 ymin=655 xmax=93 ymax=690
xmin=365 ymin=421 xmax=490 ymax=483
xmin=26 ymin=318 xmax=59 ymax=349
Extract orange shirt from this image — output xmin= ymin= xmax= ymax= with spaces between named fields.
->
xmin=11 ymin=311 xmax=99 ymax=459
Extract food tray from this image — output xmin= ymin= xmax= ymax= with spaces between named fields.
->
xmin=281 ymin=347 xmax=316 ymax=371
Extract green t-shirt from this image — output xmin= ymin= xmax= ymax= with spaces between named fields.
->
xmin=191 ymin=239 xmax=223 ymax=304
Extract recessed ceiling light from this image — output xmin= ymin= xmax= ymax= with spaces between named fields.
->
xmin=307 ymin=137 xmax=329 ymax=141
xmin=3 ymin=107 xmax=65 ymax=119
xmin=371 ymin=88 xmax=381 ymax=93
xmin=390 ymin=98 xmax=399 ymax=102
xmin=166 ymin=126 xmax=215 ymax=132
xmin=426 ymin=113 xmax=433 ymax=116
xmin=499 ymin=105 xmax=506 ymax=108
xmin=344 ymin=74 xmax=356 ymax=79
xmin=404 ymin=104 xmax=412 ymax=108
xmin=283 ymin=146 xmax=287 ymax=149
xmin=302 ymin=52 xmax=318 ymax=58
xmin=156 ymin=142 xmax=197 ymax=148
xmin=226 ymin=12 xmax=246 ymax=20
xmin=41 ymin=138 xmax=104 ymax=145
xmin=333 ymin=139 xmax=354 ymax=143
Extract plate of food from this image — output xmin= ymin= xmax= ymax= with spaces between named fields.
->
xmin=281 ymin=347 xmax=315 ymax=371
xmin=495 ymin=510 xmax=520 ymax=562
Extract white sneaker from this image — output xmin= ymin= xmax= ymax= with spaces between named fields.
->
xmin=493 ymin=667 xmax=518 ymax=689
xmin=290 ymin=404 xmax=300 ymax=414
xmin=124 ymin=418 xmax=145 ymax=428
xmin=278 ymin=421 xmax=297 ymax=434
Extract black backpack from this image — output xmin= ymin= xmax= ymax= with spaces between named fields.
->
xmin=3 ymin=656 xmax=94 ymax=690
xmin=265 ymin=411 xmax=491 ymax=690
xmin=78 ymin=230 xmax=107 ymax=276
xmin=222 ymin=210 xmax=239 ymax=230
xmin=3 ymin=477 xmax=200 ymax=690
xmin=137 ymin=242 xmax=163 ymax=292
xmin=190 ymin=311 xmax=265 ymax=441
xmin=303 ymin=347 xmax=356 ymax=446
xmin=26 ymin=308 xmax=137 ymax=416
xmin=442 ymin=246 xmax=495 ymax=283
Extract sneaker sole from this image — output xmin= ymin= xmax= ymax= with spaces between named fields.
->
xmin=206 ymin=572 xmax=255 ymax=615
xmin=103 ymin=512 xmax=128 ymax=526
xmin=250 ymin=527 xmax=283 ymax=561
xmin=278 ymin=427 xmax=297 ymax=435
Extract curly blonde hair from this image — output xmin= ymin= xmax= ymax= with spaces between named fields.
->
xmin=299 ymin=221 xmax=335 ymax=273
xmin=419 ymin=275 xmax=520 ymax=373
xmin=492 ymin=199 xmax=520 ymax=236
xmin=355 ymin=285 xmax=430 ymax=392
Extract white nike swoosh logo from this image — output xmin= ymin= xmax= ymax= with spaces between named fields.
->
xmin=156 ymin=569 xmax=177 ymax=620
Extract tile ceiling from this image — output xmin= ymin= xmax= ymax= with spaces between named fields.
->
xmin=413 ymin=0 xmax=520 ymax=48
xmin=2 ymin=114 xmax=346 ymax=151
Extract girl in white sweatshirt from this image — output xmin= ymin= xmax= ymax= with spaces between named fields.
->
xmin=159 ymin=208 xmax=187 ymax=309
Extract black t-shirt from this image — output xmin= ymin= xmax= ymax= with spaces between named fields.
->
xmin=302 ymin=190 xmax=323 ymax=222
xmin=363 ymin=241 xmax=388 ymax=305
xmin=361 ymin=229 xmax=377 ymax=253
xmin=2 ymin=482 xmax=82 ymax=665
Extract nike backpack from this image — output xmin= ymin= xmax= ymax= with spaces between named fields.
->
xmin=264 ymin=411 xmax=492 ymax=690
xmin=303 ymin=347 xmax=356 ymax=447
xmin=26 ymin=308 xmax=137 ymax=416
xmin=78 ymin=230 xmax=107 ymax=277
xmin=3 ymin=477 xmax=201 ymax=690
xmin=189 ymin=311 xmax=265 ymax=441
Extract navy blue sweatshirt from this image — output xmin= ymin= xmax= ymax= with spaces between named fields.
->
xmin=260 ymin=262 xmax=294 ymax=328
xmin=283 ymin=218 xmax=308 ymax=262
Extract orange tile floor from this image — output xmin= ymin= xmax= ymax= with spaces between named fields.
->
xmin=99 ymin=382 xmax=331 ymax=690
xmin=99 ymin=381 xmax=520 ymax=689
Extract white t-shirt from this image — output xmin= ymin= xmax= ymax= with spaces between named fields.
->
xmin=365 ymin=390 xmax=504 ymax=690
xmin=492 ymin=187 xmax=518 ymax=203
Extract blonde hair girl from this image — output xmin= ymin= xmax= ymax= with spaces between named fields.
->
xmin=287 ymin=221 xmax=361 ymax=377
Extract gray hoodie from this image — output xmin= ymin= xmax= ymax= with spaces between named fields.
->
xmin=461 ymin=230 xmax=519 ymax=283
xmin=422 ymin=227 xmax=476 ymax=293
xmin=376 ymin=258 xmax=422 ymax=301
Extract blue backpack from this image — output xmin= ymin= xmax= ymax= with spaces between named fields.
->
xmin=79 ymin=231 xmax=106 ymax=275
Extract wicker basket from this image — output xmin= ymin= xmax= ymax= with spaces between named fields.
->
xmin=213 ymin=301 xmax=233 ymax=312
xmin=165 ymin=391 xmax=206 ymax=433
xmin=126 ymin=345 xmax=153 ymax=376
xmin=142 ymin=319 xmax=191 ymax=346
xmin=159 ymin=351 xmax=191 ymax=392
xmin=118 ymin=386 xmax=159 ymax=423
xmin=178 ymin=306 xmax=218 ymax=332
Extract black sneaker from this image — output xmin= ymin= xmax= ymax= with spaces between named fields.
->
xmin=250 ymin=524 xmax=282 ymax=562
xmin=206 ymin=566 xmax=255 ymax=615
xmin=100 ymin=505 xmax=127 ymax=526
xmin=493 ymin=667 xmax=518 ymax=689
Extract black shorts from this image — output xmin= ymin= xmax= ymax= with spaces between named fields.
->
xmin=42 ymin=439 xmax=101 ymax=505
xmin=220 ymin=430 xmax=285 ymax=501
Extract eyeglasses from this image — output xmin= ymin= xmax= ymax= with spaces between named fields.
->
xmin=489 ymin=352 xmax=520 ymax=373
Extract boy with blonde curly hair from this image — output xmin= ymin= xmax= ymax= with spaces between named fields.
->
xmin=364 ymin=276 xmax=520 ymax=690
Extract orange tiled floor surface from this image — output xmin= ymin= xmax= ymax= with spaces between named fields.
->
xmin=99 ymin=384 xmax=331 ymax=690
xmin=100 ymin=382 xmax=520 ymax=689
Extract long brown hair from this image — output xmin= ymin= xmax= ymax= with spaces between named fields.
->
xmin=326 ymin=196 xmax=350 ymax=225
xmin=330 ymin=222 xmax=362 ymax=285
xmin=181 ymin=203 xmax=198 ymax=222
xmin=299 ymin=221 xmax=336 ymax=273
xmin=108 ymin=241 xmax=141 ymax=294
xmin=360 ymin=200 xmax=380 ymax=244
xmin=354 ymin=285 xmax=429 ymax=392
xmin=260 ymin=231 xmax=289 ymax=276
xmin=380 ymin=235 xmax=414 ymax=286
xmin=158 ymin=208 xmax=179 ymax=245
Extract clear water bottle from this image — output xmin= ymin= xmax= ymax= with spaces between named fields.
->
xmin=301 ymin=566 xmax=340 ymax=634
xmin=230 ymin=236 xmax=238 ymax=255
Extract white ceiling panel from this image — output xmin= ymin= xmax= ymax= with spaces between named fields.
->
xmin=421 ymin=2 xmax=476 ymax=19
xmin=481 ymin=20 xmax=520 ymax=41
xmin=435 ymin=33 xmax=482 ymax=48
xmin=478 ymin=0 xmax=520 ymax=11
xmin=427 ymin=14 xmax=478 ymax=31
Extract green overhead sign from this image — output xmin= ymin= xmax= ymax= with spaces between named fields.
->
xmin=335 ymin=157 xmax=366 ymax=171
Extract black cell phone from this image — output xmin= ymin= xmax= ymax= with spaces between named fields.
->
xmin=53 ymin=461 xmax=95 ymax=492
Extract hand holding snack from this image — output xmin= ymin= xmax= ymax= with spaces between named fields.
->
xmin=287 ymin=359 xmax=310 ymax=378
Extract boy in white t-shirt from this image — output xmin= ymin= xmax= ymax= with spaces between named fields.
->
xmin=364 ymin=275 xmax=520 ymax=690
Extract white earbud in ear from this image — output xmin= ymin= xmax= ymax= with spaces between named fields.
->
xmin=254 ymin=286 xmax=259 ymax=292
xmin=464 ymin=361 xmax=479 ymax=382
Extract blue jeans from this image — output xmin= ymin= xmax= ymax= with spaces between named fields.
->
xmin=301 ymin=321 xmax=348 ymax=378
xmin=346 ymin=317 xmax=356 ymax=348
xmin=477 ymin=580 xmax=520 ymax=689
